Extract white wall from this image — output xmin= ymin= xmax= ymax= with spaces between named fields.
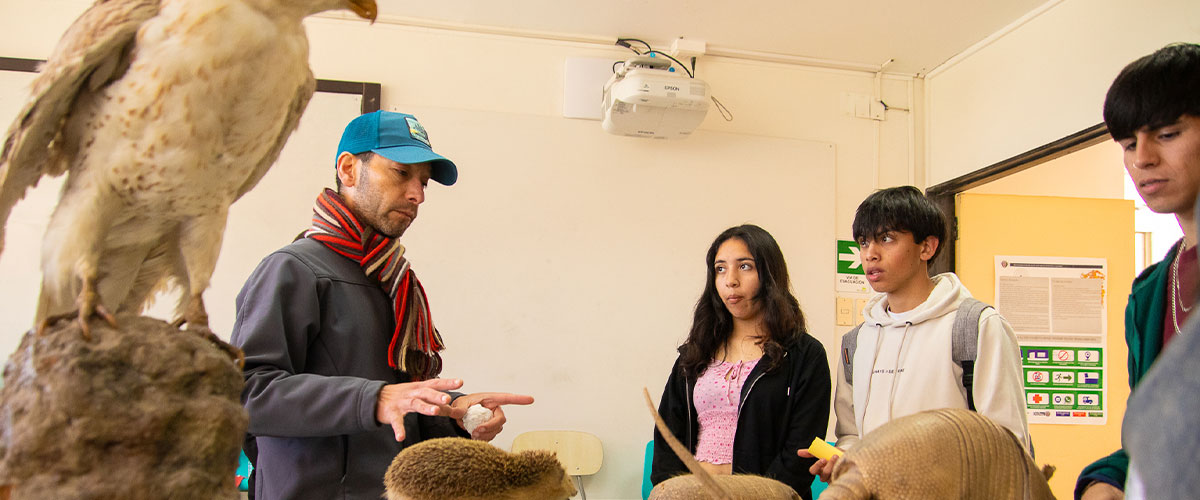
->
xmin=926 ymin=0 xmax=1200 ymax=187
xmin=0 ymin=4 xmax=919 ymax=499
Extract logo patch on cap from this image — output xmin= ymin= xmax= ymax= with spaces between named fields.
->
xmin=405 ymin=116 xmax=432 ymax=148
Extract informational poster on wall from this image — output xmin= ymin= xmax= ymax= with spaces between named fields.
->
xmin=995 ymin=256 xmax=1107 ymax=425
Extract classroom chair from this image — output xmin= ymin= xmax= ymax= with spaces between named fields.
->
xmin=511 ymin=430 xmax=603 ymax=500
xmin=237 ymin=449 xmax=252 ymax=492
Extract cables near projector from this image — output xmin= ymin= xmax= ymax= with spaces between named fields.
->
xmin=602 ymin=56 xmax=711 ymax=139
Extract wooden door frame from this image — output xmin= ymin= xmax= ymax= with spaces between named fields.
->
xmin=925 ymin=123 xmax=1112 ymax=275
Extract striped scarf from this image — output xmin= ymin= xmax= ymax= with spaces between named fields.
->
xmin=303 ymin=188 xmax=444 ymax=380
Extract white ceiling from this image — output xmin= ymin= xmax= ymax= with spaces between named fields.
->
xmin=375 ymin=0 xmax=1052 ymax=75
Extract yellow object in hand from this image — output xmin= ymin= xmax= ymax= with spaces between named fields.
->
xmin=807 ymin=438 xmax=844 ymax=461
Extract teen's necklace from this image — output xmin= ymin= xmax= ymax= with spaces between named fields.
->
xmin=1170 ymin=240 xmax=1192 ymax=335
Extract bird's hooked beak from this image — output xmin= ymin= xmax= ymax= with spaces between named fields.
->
xmin=346 ymin=0 xmax=378 ymax=22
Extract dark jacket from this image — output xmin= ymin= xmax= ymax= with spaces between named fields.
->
xmin=232 ymin=238 xmax=465 ymax=500
xmin=651 ymin=332 xmax=831 ymax=498
xmin=1075 ymin=241 xmax=1175 ymax=498
xmin=1122 ymin=286 xmax=1200 ymax=499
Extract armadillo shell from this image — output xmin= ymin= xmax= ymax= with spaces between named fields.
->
xmin=821 ymin=408 xmax=1055 ymax=500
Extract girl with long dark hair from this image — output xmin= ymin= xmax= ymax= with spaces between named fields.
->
xmin=650 ymin=224 xmax=831 ymax=498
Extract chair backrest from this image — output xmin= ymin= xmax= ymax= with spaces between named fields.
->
xmin=237 ymin=449 xmax=252 ymax=492
xmin=510 ymin=430 xmax=603 ymax=476
xmin=642 ymin=440 xmax=654 ymax=500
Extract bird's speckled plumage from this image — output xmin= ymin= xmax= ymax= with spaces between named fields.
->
xmin=0 ymin=0 xmax=376 ymax=330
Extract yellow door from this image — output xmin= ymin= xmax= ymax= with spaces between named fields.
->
xmin=956 ymin=192 xmax=1134 ymax=499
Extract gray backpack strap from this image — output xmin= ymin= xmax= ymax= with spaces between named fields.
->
xmin=840 ymin=324 xmax=864 ymax=386
xmin=952 ymin=297 xmax=991 ymax=411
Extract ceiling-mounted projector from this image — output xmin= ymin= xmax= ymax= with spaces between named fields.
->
xmin=602 ymin=56 xmax=710 ymax=139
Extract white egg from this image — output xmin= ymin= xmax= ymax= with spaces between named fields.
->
xmin=463 ymin=405 xmax=493 ymax=435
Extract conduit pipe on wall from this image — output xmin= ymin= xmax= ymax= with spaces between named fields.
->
xmin=872 ymin=59 xmax=894 ymax=189
xmin=908 ymin=78 xmax=917 ymax=186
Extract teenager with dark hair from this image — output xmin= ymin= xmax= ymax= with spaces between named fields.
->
xmin=1120 ymin=200 xmax=1200 ymax=500
xmin=801 ymin=186 xmax=1028 ymax=483
xmin=1076 ymin=42 xmax=1200 ymax=500
xmin=651 ymin=224 xmax=831 ymax=498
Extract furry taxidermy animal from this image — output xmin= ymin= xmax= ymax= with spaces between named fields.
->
xmin=821 ymin=408 xmax=1056 ymax=499
xmin=0 ymin=0 xmax=378 ymax=343
xmin=383 ymin=437 xmax=577 ymax=500
xmin=643 ymin=388 xmax=800 ymax=500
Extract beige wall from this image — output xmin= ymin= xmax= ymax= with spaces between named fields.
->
xmin=926 ymin=0 xmax=1200 ymax=187
xmin=0 ymin=3 xmax=920 ymax=499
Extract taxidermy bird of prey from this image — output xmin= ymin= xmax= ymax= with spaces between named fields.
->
xmin=0 ymin=0 xmax=378 ymax=338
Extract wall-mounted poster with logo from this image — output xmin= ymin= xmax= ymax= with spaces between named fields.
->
xmin=996 ymin=256 xmax=1107 ymax=425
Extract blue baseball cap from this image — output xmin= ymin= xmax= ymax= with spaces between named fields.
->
xmin=337 ymin=111 xmax=458 ymax=186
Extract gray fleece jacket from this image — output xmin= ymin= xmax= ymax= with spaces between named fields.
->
xmin=232 ymin=238 xmax=464 ymax=500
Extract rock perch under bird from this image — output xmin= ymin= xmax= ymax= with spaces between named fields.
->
xmin=0 ymin=315 xmax=247 ymax=500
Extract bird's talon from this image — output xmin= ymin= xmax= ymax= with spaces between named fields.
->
xmin=232 ymin=348 xmax=246 ymax=370
xmin=78 ymin=319 xmax=92 ymax=341
xmin=36 ymin=318 xmax=55 ymax=337
xmin=96 ymin=304 xmax=117 ymax=328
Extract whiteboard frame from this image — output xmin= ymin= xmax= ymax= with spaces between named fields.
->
xmin=0 ymin=56 xmax=381 ymax=113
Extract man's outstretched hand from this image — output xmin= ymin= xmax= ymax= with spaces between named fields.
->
xmin=376 ymin=378 xmax=467 ymax=442
xmin=450 ymin=392 xmax=536 ymax=441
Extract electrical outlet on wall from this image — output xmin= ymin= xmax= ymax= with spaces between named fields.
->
xmin=836 ymin=296 xmax=854 ymax=326
xmin=841 ymin=92 xmax=887 ymax=121
xmin=854 ymin=298 xmax=868 ymax=324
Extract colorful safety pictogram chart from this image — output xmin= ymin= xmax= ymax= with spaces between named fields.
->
xmin=997 ymin=256 xmax=1107 ymax=425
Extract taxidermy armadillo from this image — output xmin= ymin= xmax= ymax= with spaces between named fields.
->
xmin=642 ymin=388 xmax=800 ymax=500
xmin=821 ymin=408 xmax=1056 ymax=500
xmin=383 ymin=437 xmax=577 ymax=500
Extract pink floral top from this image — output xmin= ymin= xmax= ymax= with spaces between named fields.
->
xmin=693 ymin=357 xmax=761 ymax=464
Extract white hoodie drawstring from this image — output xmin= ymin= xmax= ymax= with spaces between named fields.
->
xmin=861 ymin=321 xmax=913 ymax=425
xmin=860 ymin=322 xmax=886 ymax=425
xmin=886 ymin=322 xmax=913 ymax=421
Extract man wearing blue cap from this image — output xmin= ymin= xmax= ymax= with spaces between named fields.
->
xmin=231 ymin=111 xmax=533 ymax=500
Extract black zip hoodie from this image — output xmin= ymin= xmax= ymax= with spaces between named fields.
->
xmin=651 ymin=332 xmax=831 ymax=498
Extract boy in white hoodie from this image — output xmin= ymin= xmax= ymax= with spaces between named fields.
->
xmin=802 ymin=186 xmax=1030 ymax=482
